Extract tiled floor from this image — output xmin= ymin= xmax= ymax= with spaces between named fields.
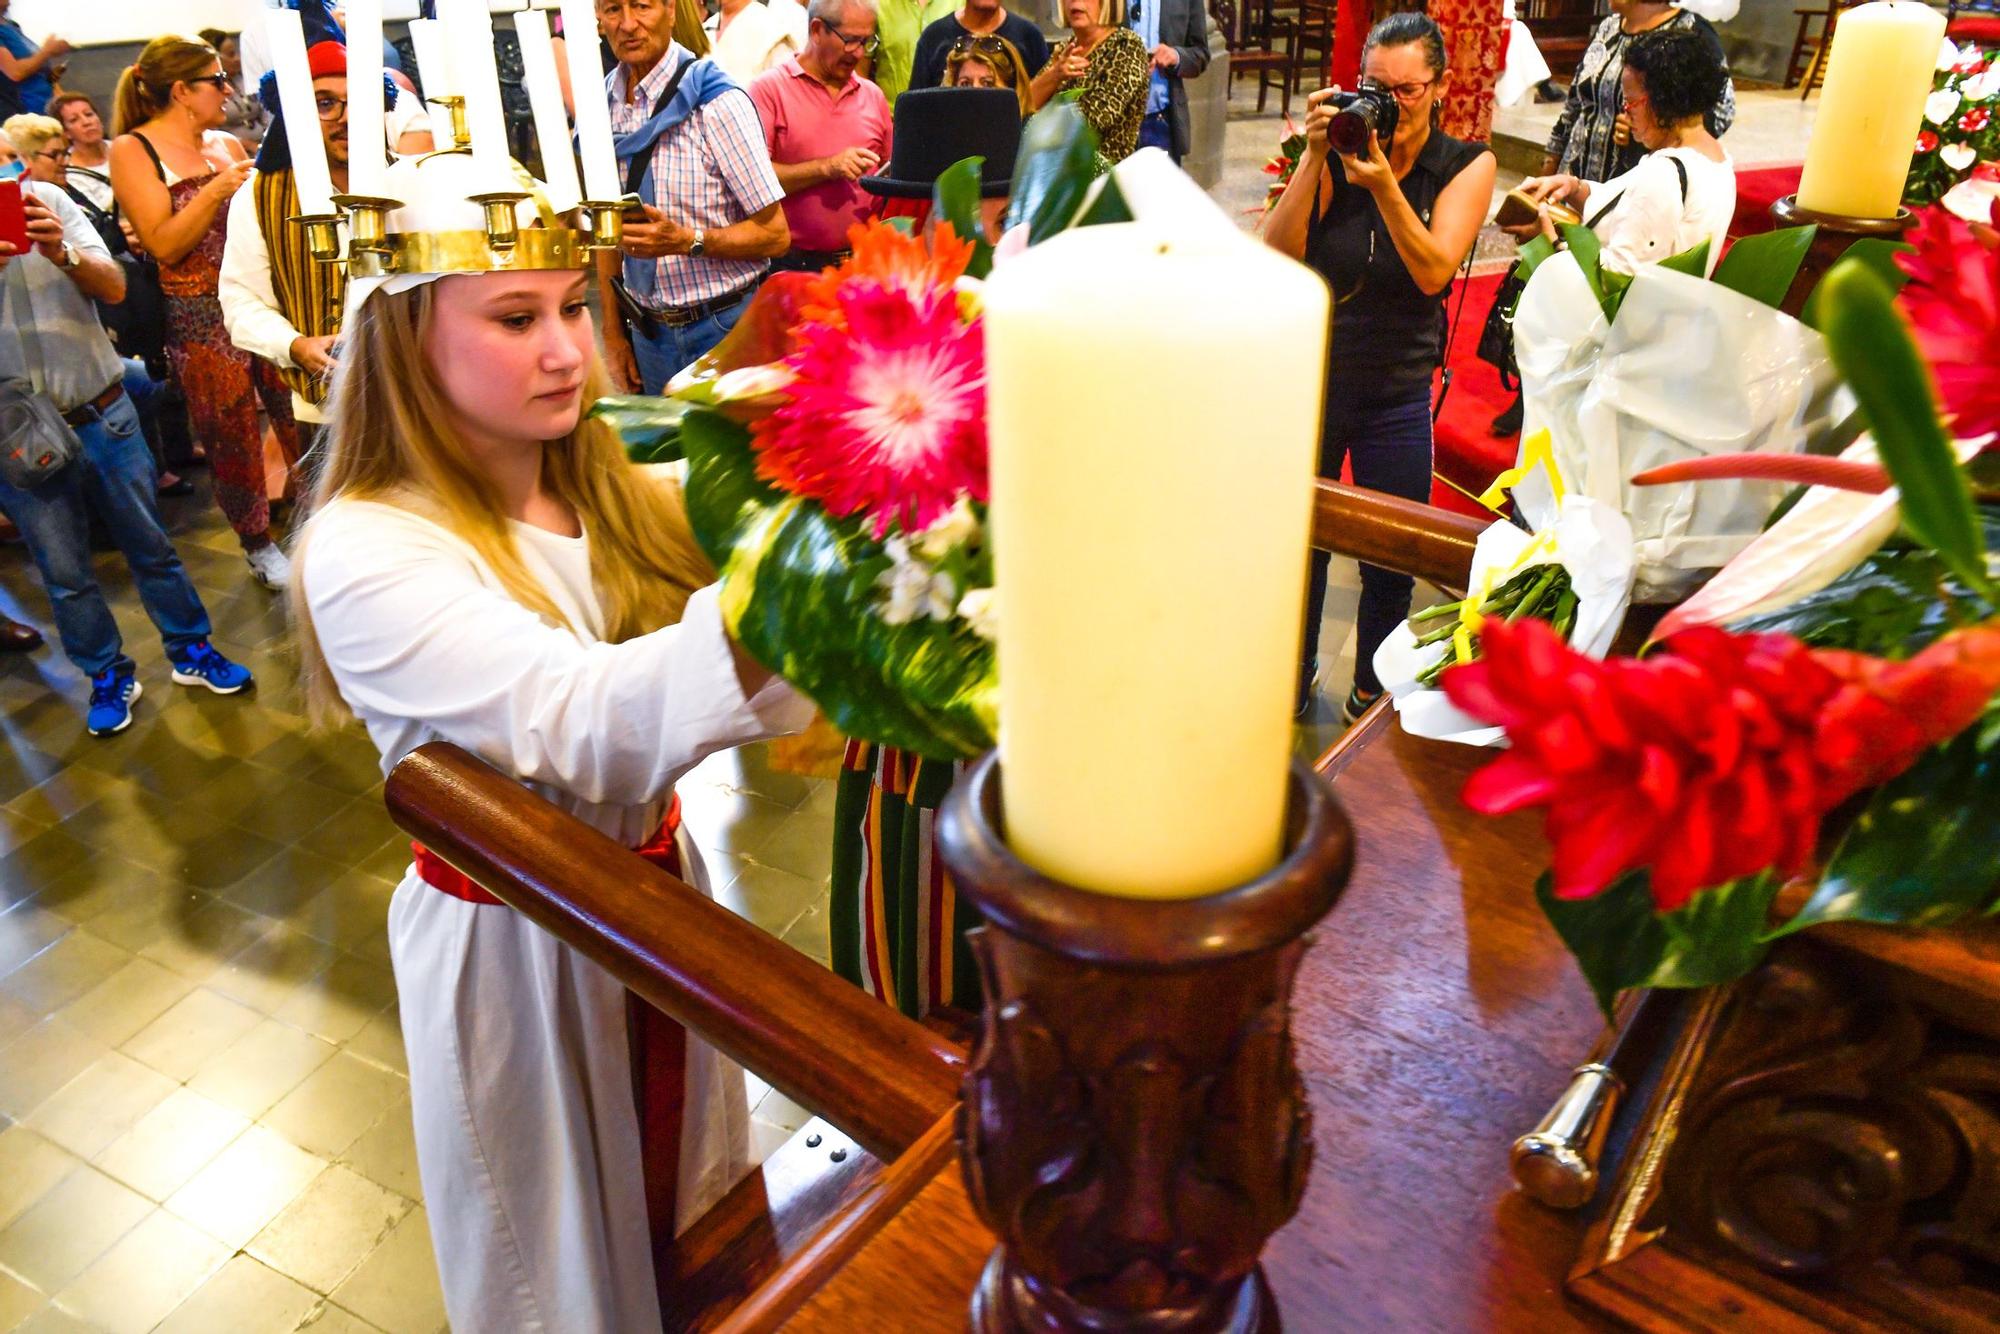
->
xmin=0 ymin=107 xmax=1378 ymax=1332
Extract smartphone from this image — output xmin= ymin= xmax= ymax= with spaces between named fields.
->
xmin=0 ymin=180 xmax=28 ymax=256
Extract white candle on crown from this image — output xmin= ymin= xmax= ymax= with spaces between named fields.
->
xmin=515 ymin=8 xmax=582 ymax=213
xmin=439 ymin=0 xmax=512 ymax=188
xmin=982 ymin=222 xmax=1330 ymax=898
xmin=407 ymin=17 xmax=454 ymax=131
xmin=559 ymin=0 xmax=621 ymax=201
xmin=267 ymin=9 xmax=337 ymax=216
xmin=1796 ymin=1 xmax=1947 ymax=219
xmin=343 ymin=0 xmax=387 ymax=195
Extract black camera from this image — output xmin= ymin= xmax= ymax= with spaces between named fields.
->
xmin=1326 ymin=80 xmax=1399 ymax=157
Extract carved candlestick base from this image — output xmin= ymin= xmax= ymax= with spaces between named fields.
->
xmin=937 ymin=757 xmax=1355 ymax=1333
xmin=1768 ymin=195 xmax=1918 ymax=318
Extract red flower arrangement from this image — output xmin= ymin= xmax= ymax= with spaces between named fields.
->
xmin=1963 ymin=107 xmax=1993 ymax=135
xmin=1896 ymin=208 xmax=2000 ymax=439
xmin=1443 ymin=618 xmax=2000 ymax=911
xmin=1918 ymin=129 xmax=1941 ymax=154
xmin=748 ymin=221 xmax=987 ymax=537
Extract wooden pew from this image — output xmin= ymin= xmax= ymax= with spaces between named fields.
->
xmin=382 ymin=480 xmax=1492 ymax=1327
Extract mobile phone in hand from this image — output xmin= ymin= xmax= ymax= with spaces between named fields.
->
xmin=0 ymin=180 xmax=29 ymax=256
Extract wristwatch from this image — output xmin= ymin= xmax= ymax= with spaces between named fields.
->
xmin=688 ymin=228 xmax=706 ymax=259
xmin=54 ymin=242 xmax=77 ymax=270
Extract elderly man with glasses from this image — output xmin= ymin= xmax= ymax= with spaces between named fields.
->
xmin=595 ymin=0 xmax=791 ymax=393
xmin=749 ymin=0 xmax=893 ymax=273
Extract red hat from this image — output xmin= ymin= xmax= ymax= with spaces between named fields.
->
xmin=306 ymin=40 xmax=347 ymax=81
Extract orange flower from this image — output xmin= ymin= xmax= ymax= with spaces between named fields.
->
xmin=802 ymin=220 xmax=977 ymax=329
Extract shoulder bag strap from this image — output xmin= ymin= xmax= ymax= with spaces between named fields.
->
xmin=624 ymin=55 xmax=699 ymax=198
xmin=132 ymin=131 xmax=169 ymax=183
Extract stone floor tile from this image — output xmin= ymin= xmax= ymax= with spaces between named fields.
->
xmin=343 ymin=1004 xmax=406 ymax=1077
xmin=270 ymin=955 xmax=398 ymax=1046
xmin=203 ymin=923 xmax=343 ymax=1015
xmin=753 ymin=1087 xmax=813 ymax=1135
xmin=220 ymin=846 xmax=353 ymax=921
xmin=293 ymin=799 xmax=401 ymax=872
xmin=292 ymin=1302 xmax=389 ymax=1333
xmin=153 ymin=1255 xmax=320 ymax=1334
xmin=0 ymin=903 xmax=70 ymax=979
xmin=91 ymin=1088 xmax=249 ymax=1202
xmin=0 ymin=822 xmax=88 ymax=891
xmin=327 ymin=1207 xmax=446 ymax=1334
xmin=0 ymin=1017 xmax=108 ymax=1120
xmin=340 ymin=1099 xmax=420 ymax=1200
xmin=0 ymin=1268 xmax=43 ymax=1331
xmin=749 ymin=1116 xmax=792 ymax=1166
xmin=0 ymin=765 xmax=127 ymax=829
xmin=0 ymin=808 xmax=50 ymax=861
xmin=53 ymin=958 xmax=193 ymax=1048
xmin=170 ymin=825 xmax=287 ymax=894
xmin=261 ymin=1052 xmax=410 ymax=1160
xmin=185 ymin=1017 xmax=338 ymax=1120
xmin=52 ymin=1209 xmax=230 ymax=1334
xmin=0 ymin=1126 xmax=80 ymax=1232
xmin=0 ymin=1165 xmax=151 ymax=1293
xmin=0 ymin=990 xmax=41 ymax=1049
xmin=23 ymin=1052 xmax=177 ymax=1161
xmin=136 ymin=898 xmax=274 ymax=983
xmin=46 ymin=867 xmax=206 ymax=953
xmin=164 ymin=1124 xmax=327 ymax=1252
xmin=749 ymin=808 xmax=835 ymax=886
xmin=779 ymin=902 xmax=832 ymax=969
xmin=0 ymin=930 xmax=130 ymax=1016
xmin=288 ymin=870 xmax=397 ymax=951
xmin=11 ymin=1301 xmax=105 ymax=1333
xmin=247 ymin=1165 xmax=412 ymax=1295
xmin=716 ymin=860 xmax=823 ymax=938
xmin=120 ymin=986 xmax=263 ymax=1082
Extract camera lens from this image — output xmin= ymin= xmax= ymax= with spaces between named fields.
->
xmin=1327 ymin=103 xmax=1375 ymax=157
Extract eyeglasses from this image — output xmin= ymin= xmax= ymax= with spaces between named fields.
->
xmin=314 ymin=94 xmax=347 ymax=120
xmin=1384 ymin=76 xmax=1437 ymax=103
xmin=34 ymin=146 xmax=69 ymax=162
xmin=185 ymin=73 xmax=230 ymax=92
xmin=819 ymin=22 xmax=881 ymax=55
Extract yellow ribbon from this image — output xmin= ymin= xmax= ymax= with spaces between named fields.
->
xmin=1452 ymin=529 xmax=1560 ymax=664
xmin=1475 ymin=428 xmax=1568 ymax=512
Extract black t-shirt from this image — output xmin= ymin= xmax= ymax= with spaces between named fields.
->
xmin=1305 ymin=130 xmax=1487 ymax=405
xmin=910 ymin=13 xmax=1051 ymax=92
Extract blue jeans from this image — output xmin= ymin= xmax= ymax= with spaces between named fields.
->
xmin=1303 ymin=388 xmax=1435 ymax=695
xmin=0 ymin=394 xmax=212 ymax=678
xmin=628 ymin=291 xmax=752 ymax=395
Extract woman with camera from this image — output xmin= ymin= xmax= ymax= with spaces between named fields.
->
xmin=1505 ymin=30 xmax=1734 ymax=277
xmin=1261 ymin=12 xmax=1495 ymax=724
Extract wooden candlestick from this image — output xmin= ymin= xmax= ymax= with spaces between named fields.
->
xmin=937 ymin=756 xmax=1355 ymax=1333
xmin=1769 ymin=195 xmax=1917 ymax=318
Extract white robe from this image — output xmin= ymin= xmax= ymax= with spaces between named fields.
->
xmin=302 ymin=495 xmax=811 ymax=1333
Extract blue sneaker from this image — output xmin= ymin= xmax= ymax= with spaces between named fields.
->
xmin=86 ymin=668 xmax=142 ymax=737
xmin=168 ymin=641 xmax=254 ymax=695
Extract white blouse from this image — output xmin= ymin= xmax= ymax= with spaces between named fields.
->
xmin=301 ymin=493 xmax=811 ymax=846
xmin=1587 ymin=147 xmax=1737 ymax=278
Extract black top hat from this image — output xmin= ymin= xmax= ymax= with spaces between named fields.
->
xmin=861 ymin=87 xmax=1020 ymax=200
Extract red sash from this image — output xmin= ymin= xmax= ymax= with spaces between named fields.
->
xmin=411 ymin=795 xmax=688 ymax=1244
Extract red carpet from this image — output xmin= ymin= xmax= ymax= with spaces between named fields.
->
xmin=1430 ymin=269 xmax=1519 ymax=518
xmin=1730 ymin=164 xmax=1805 ymax=239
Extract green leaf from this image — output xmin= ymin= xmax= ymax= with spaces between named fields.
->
xmin=1709 ymin=225 xmax=1817 ymax=310
xmin=1514 ymin=234 xmax=1556 ymax=286
xmin=1772 ymin=728 xmax=2000 ymax=935
xmin=1801 ymin=237 xmax=1912 ymax=331
xmin=930 ymin=157 xmax=995 ymax=280
xmin=1071 ymin=173 xmax=1133 ymax=229
xmin=1816 ymin=260 xmax=1994 ymax=601
xmin=679 ymin=407 xmax=999 ymax=760
xmin=1537 ymin=871 xmax=1781 ymax=1020
xmin=1657 ymin=238 xmax=1711 ymax=280
xmin=595 ymin=395 xmax=688 ymax=464
xmin=1006 ymin=102 xmax=1102 ymax=245
xmin=1558 ymin=222 xmax=1605 ymax=312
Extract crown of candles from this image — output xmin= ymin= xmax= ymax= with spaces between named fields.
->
xmin=267 ymin=0 xmax=631 ymax=278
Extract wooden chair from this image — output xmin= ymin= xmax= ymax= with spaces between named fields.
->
xmin=1787 ymin=0 xmax=1859 ymax=98
xmin=1290 ymin=0 xmax=1336 ymax=102
xmin=1520 ymin=0 xmax=1602 ymax=82
xmin=1209 ymin=0 xmax=1301 ymax=115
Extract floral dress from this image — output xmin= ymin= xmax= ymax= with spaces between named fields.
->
xmin=1545 ymin=10 xmax=1736 ymax=184
xmin=132 ymin=132 xmax=297 ymax=551
xmin=1054 ymin=27 xmax=1150 ymax=166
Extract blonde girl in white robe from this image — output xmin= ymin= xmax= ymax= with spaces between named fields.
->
xmin=290 ymin=262 xmax=810 ymax=1333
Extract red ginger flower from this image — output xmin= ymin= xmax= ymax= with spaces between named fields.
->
xmin=1918 ymin=130 xmax=1940 ymax=153
xmin=1896 ymin=208 xmax=2000 ymax=439
xmin=1444 ymin=619 xmax=2000 ymax=912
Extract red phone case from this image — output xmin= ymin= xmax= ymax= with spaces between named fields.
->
xmin=0 ymin=180 xmax=29 ymax=255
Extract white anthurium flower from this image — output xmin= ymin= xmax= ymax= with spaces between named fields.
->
xmin=875 ymin=536 xmax=959 ymax=625
xmin=1938 ymin=37 xmax=1965 ymax=72
xmin=1927 ymin=88 xmax=1964 ymax=126
xmin=956 ymin=587 xmax=998 ymax=640
xmin=1964 ymin=67 xmax=2000 ymax=102
xmin=915 ymin=495 xmax=981 ymax=559
xmin=1942 ymin=142 xmax=1979 ymax=172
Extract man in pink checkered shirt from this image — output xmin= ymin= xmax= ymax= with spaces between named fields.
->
xmin=594 ymin=0 xmax=793 ymax=393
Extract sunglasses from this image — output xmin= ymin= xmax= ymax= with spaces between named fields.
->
xmin=184 ymin=73 xmax=230 ymax=92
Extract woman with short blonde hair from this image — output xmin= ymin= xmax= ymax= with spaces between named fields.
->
xmin=1 ymin=109 xmax=59 ymax=159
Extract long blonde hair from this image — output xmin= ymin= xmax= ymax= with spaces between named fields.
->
xmin=290 ymin=280 xmax=714 ymax=726
xmin=113 ymin=35 xmax=220 ymax=135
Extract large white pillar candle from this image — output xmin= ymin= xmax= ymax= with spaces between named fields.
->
xmin=343 ymin=0 xmax=388 ymax=195
xmin=515 ymin=7 xmax=582 ymax=213
xmin=267 ymin=9 xmax=337 ymax=216
xmin=1796 ymin=1 xmax=1947 ymax=219
xmin=560 ymin=0 xmax=622 ymax=201
xmin=982 ymin=223 xmax=1330 ymax=899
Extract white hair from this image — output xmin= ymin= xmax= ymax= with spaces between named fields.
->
xmin=808 ymin=0 xmax=877 ymax=26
